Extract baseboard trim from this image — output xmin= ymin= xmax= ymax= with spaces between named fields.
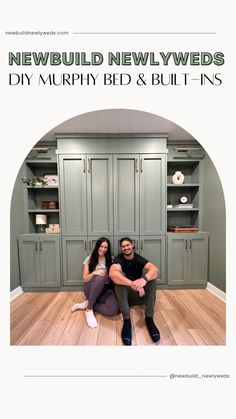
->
xmin=10 ymin=283 xmax=226 ymax=303
xmin=207 ymin=282 xmax=226 ymax=303
xmin=10 ymin=286 xmax=23 ymax=301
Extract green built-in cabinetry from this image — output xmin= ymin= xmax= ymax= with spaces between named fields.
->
xmin=61 ymin=235 xmax=166 ymax=287
xmin=23 ymin=147 xmax=60 ymax=233
xmin=59 ymin=154 xmax=113 ymax=236
xmin=18 ymin=136 xmax=208 ymax=290
xmin=167 ymin=233 xmax=208 ymax=286
xmin=113 ymin=154 xmax=166 ymax=235
xmin=166 ymin=144 xmax=208 ymax=287
xmin=167 ymin=144 xmax=203 ymax=230
xmin=59 ymin=152 xmax=166 ymax=237
xmin=19 ymin=234 xmax=61 ymax=287
xmin=62 ymin=236 xmax=87 ymax=286
xmin=57 ymin=136 xmax=167 ymax=287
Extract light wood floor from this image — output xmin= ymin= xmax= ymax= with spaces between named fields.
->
xmin=10 ymin=289 xmax=226 ymax=346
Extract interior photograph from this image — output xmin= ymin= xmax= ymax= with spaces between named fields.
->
xmin=10 ymin=109 xmax=226 ymax=346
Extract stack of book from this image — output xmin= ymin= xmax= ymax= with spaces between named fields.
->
xmin=175 ymin=203 xmax=193 ymax=209
xmin=167 ymin=225 xmax=199 ymax=232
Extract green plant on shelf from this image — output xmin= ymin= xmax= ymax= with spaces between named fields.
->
xmin=21 ymin=176 xmax=47 ymax=186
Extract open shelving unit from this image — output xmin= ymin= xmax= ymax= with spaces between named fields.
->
xmin=23 ymin=149 xmax=60 ymax=233
xmin=167 ymin=160 xmax=202 ymax=230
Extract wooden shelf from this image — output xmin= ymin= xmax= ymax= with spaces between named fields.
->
xmin=167 ymin=208 xmax=199 ymax=211
xmin=26 ymin=185 xmax=59 ymax=189
xmin=28 ymin=209 xmax=60 ymax=213
xmin=167 ymin=183 xmax=199 ymax=187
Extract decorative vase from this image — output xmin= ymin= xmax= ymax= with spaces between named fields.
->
xmin=172 ymin=171 xmax=185 ymax=185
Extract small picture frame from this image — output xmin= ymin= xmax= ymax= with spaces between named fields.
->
xmin=43 ymin=174 xmax=59 ymax=186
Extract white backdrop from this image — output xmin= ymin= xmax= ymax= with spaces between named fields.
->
xmin=1 ymin=1 xmax=235 ymax=418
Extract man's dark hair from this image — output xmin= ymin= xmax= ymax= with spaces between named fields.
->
xmin=120 ymin=237 xmax=133 ymax=246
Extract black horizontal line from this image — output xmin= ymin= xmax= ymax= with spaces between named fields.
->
xmin=24 ymin=374 xmax=231 ymax=380
xmin=72 ymin=32 xmax=216 ymax=35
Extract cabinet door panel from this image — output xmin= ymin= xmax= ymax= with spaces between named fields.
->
xmin=188 ymin=235 xmax=208 ymax=284
xmin=140 ymin=236 xmax=166 ymax=285
xmin=62 ymin=237 xmax=86 ymax=286
xmin=140 ymin=154 xmax=166 ymax=235
xmin=40 ymin=235 xmax=61 ymax=286
xmin=113 ymin=155 xmax=139 ymax=235
xmin=19 ymin=236 xmax=40 ymax=287
xmin=87 ymin=155 xmax=113 ymax=236
xmin=59 ymin=155 xmax=87 ymax=235
xmin=167 ymin=235 xmax=188 ymax=285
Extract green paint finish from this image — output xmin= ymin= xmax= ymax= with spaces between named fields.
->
xmin=39 ymin=235 xmax=61 ymax=286
xmin=139 ymin=236 xmax=166 ymax=285
xmin=12 ymin=137 xmax=226 ymax=294
xmin=62 ymin=236 xmax=87 ymax=286
xmin=167 ymin=233 xmax=208 ymax=286
xmin=59 ymin=155 xmax=87 ymax=236
xmin=113 ymin=155 xmax=139 ymax=235
xmin=140 ymin=154 xmax=166 ymax=235
xmin=167 ymin=235 xmax=187 ymax=285
xmin=19 ymin=234 xmax=61 ymax=287
xmin=87 ymin=155 xmax=113 ymax=235
xmin=202 ymin=154 xmax=226 ymax=292
xmin=19 ymin=235 xmax=41 ymax=287
xmin=11 ymin=164 xmax=28 ymax=291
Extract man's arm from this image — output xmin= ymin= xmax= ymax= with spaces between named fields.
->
xmin=132 ymin=262 xmax=159 ymax=291
xmin=143 ymin=262 xmax=159 ymax=281
xmin=109 ymin=264 xmax=133 ymax=287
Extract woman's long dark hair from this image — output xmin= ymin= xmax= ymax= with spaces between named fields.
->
xmin=88 ymin=237 xmax=112 ymax=273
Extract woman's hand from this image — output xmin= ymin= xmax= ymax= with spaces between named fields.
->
xmin=94 ymin=269 xmax=106 ymax=277
xmin=83 ymin=265 xmax=106 ymax=282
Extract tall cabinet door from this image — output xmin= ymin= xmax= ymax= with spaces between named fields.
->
xmin=19 ymin=234 xmax=61 ymax=287
xmin=188 ymin=234 xmax=208 ymax=284
xmin=113 ymin=154 xmax=139 ymax=236
xmin=59 ymin=155 xmax=87 ymax=236
xmin=87 ymin=155 xmax=113 ymax=236
xmin=167 ymin=233 xmax=208 ymax=286
xmin=19 ymin=235 xmax=40 ymax=287
xmin=62 ymin=237 xmax=87 ymax=286
xmin=140 ymin=236 xmax=166 ymax=285
xmin=140 ymin=154 xmax=166 ymax=235
xmin=167 ymin=235 xmax=188 ymax=285
xmin=40 ymin=235 xmax=61 ymax=287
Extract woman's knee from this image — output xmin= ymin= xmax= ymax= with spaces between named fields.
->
xmin=93 ymin=274 xmax=108 ymax=285
xmin=86 ymin=276 xmax=106 ymax=295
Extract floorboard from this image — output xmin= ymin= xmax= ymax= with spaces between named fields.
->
xmin=10 ymin=289 xmax=226 ymax=346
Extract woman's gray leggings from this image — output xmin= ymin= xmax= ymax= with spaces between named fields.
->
xmin=84 ymin=274 xmax=120 ymax=316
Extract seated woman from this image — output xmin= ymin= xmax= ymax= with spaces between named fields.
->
xmin=71 ymin=237 xmax=120 ymax=328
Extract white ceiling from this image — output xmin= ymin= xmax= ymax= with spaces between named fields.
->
xmin=41 ymin=109 xmax=196 ymax=143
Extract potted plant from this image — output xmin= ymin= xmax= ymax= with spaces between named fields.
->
xmin=21 ymin=176 xmax=47 ymax=186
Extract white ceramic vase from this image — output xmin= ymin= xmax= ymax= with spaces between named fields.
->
xmin=172 ymin=171 xmax=185 ymax=184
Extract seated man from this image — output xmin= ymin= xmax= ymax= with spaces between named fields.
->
xmin=109 ymin=237 xmax=160 ymax=346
